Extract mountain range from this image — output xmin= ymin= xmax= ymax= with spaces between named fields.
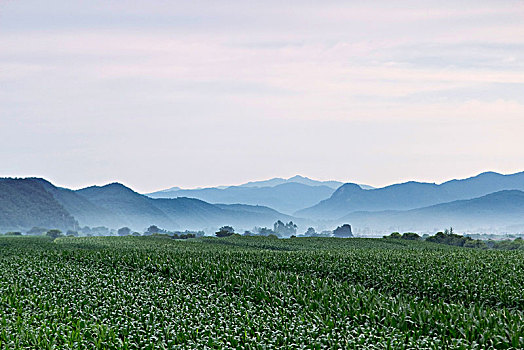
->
xmin=0 ymin=178 xmax=298 ymax=233
xmin=340 ymin=190 xmax=524 ymax=233
xmin=78 ymin=183 xmax=298 ymax=231
xmin=235 ymin=175 xmax=345 ymax=189
xmin=1 ymin=171 xmax=524 ymax=235
xmin=148 ymin=182 xmax=334 ymax=214
xmin=147 ymin=175 xmax=375 ymax=214
xmin=153 ymin=175 xmax=350 ymax=192
xmin=0 ymin=178 xmax=77 ymax=231
xmin=297 ymin=171 xmax=524 ymax=220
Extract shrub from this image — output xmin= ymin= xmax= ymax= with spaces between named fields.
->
xmin=46 ymin=229 xmax=63 ymax=239
xmin=401 ymin=232 xmax=420 ymax=240
xmin=216 ymin=226 xmax=235 ymax=237
xmin=6 ymin=231 xmax=22 ymax=236
xmin=385 ymin=232 xmax=401 ymax=239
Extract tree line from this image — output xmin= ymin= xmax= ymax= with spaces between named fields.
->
xmin=383 ymin=227 xmax=524 ymax=250
xmin=215 ymin=222 xmax=353 ymax=238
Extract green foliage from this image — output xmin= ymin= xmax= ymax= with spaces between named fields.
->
xmin=303 ymin=227 xmax=317 ymax=236
xmin=145 ymin=225 xmax=162 ymax=235
xmin=463 ymin=239 xmax=487 ymax=249
xmin=45 ymin=229 xmax=63 ymax=239
xmin=0 ymin=178 xmax=78 ymax=231
xmin=255 ymin=227 xmax=274 ymax=236
xmin=426 ymin=231 xmax=483 ymax=247
xmin=490 ymin=238 xmax=524 ymax=250
xmin=215 ymin=225 xmax=235 ymax=237
xmin=171 ymin=230 xmax=204 ymax=238
xmin=273 ymin=220 xmax=297 ymax=236
xmin=172 ymin=233 xmax=196 ymax=239
xmin=4 ymin=231 xmax=22 ymax=236
xmin=384 ymin=232 xmax=401 ymax=239
xmin=0 ymin=235 xmax=523 ymax=349
xmin=401 ymin=232 xmax=420 ymax=240
xmin=333 ymin=224 xmax=353 ymax=238
xmin=117 ymin=227 xmax=131 ymax=236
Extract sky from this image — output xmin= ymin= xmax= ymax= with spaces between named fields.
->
xmin=1 ymin=0 xmax=524 ymax=192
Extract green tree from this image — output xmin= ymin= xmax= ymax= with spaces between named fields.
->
xmin=401 ymin=232 xmax=420 ymax=240
xmin=333 ymin=224 xmax=353 ymax=238
xmin=118 ymin=227 xmax=131 ymax=236
xmin=145 ymin=225 xmax=162 ymax=235
xmin=6 ymin=231 xmax=22 ymax=236
xmin=273 ymin=220 xmax=297 ymax=236
xmin=256 ymin=227 xmax=274 ymax=236
xmin=385 ymin=232 xmax=401 ymax=239
xmin=464 ymin=239 xmax=487 ymax=249
xmin=46 ymin=229 xmax=63 ymax=239
xmin=215 ymin=226 xmax=235 ymax=237
xmin=304 ymin=227 xmax=317 ymax=236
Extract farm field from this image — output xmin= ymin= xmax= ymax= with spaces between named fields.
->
xmin=0 ymin=235 xmax=523 ymax=349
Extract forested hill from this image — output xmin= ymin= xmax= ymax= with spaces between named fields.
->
xmin=297 ymin=171 xmax=524 ymax=219
xmin=339 ymin=190 xmax=524 ymax=233
xmin=0 ymin=178 xmax=78 ymax=231
xmin=76 ymin=183 xmax=300 ymax=231
xmin=0 ymin=178 xmax=299 ymax=233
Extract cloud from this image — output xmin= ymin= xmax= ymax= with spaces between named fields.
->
xmin=1 ymin=0 xmax=524 ymax=190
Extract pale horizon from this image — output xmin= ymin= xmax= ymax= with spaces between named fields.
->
xmin=2 ymin=168 xmax=523 ymax=194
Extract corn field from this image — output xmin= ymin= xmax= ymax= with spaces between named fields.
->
xmin=0 ymin=235 xmax=523 ymax=349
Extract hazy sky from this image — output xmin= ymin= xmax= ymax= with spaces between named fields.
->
xmin=1 ymin=1 xmax=524 ymax=192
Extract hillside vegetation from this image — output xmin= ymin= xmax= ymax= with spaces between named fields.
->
xmin=298 ymin=171 xmax=524 ymax=219
xmin=0 ymin=179 xmax=298 ymax=232
xmin=3 ymin=171 xmax=524 ymax=234
xmin=0 ymin=179 xmax=77 ymax=231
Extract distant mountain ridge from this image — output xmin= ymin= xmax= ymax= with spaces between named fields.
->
xmin=147 ymin=182 xmax=336 ymax=214
xmin=2 ymin=171 xmax=524 ymax=235
xmin=32 ymin=179 xmax=122 ymax=228
xmin=297 ymin=171 xmax=524 ymax=220
xmin=340 ymin=190 xmax=524 ymax=233
xmin=0 ymin=178 xmax=300 ymax=233
xmin=153 ymin=175 xmax=374 ymax=192
xmin=76 ymin=183 xmax=301 ymax=231
xmin=238 ymin=175 xmax=344 ymax=189
xmin=77 ymin=183 xmax=177 ymax=229
xmin=147 ymin=175 xmax=375 ymax=214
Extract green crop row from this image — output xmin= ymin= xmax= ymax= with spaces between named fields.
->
xmin=0 ymin=236 xmax=522 ymax=349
